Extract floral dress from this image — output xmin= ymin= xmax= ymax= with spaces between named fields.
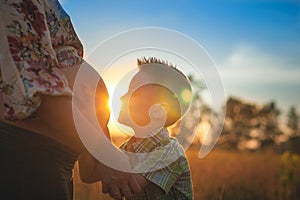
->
xmin=0 ymin=0 xmax=83 ymax=121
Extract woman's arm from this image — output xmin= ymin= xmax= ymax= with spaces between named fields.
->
xmin=62 ymin=62 xmax=144 ymax=199
xmin=4 ymin=60 xmax=143 ymax=198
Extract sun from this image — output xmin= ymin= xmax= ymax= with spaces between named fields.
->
xmin=107 ymin=84 xmax=126 ymax=112
xmin=105 ymin=84 xmax=134 ymax=138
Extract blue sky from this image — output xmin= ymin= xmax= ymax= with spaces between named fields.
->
xmin=60 ymin=0 xmax=300 ymax=115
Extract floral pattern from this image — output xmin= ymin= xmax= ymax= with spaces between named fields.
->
xmin=0 ymin=0 xmax=83 ymax=120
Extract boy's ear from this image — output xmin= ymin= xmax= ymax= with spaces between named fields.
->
xmin=149 ymin=103 xmax=168 ymax=119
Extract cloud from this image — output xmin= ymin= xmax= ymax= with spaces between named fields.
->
xmin=218 ymin=43 xmax=300 ymax=84
xmin=214 ymin=43 xmax=300 ymax=112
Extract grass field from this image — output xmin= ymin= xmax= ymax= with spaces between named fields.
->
xmin=74 ymin=148 xmax=300 ymax=200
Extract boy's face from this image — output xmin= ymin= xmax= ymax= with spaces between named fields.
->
xmin=118 ymin=69 xmax=155 ymax=127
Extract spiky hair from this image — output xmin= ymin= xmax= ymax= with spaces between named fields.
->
xmin=137 ymin=57 xmax=187 ymax=78
xmin=137 ymin=57 xmax=176 ymax=68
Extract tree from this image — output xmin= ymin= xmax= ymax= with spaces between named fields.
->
xmin=219 ymin=97 xmax=283 ymax=151
xmin=287 ymin=106 xmax=299 ymax=136
xmin=220 ymin=97 xmax=258 ymax=150
xmin=258 ymin=101 xmax=282 ymax=149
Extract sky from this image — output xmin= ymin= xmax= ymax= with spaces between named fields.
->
xmin=60 ymin=0 xmax=300 ymax=117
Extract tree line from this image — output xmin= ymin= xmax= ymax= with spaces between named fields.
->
xmin=173 ymin=75 xmax=300 ymax=153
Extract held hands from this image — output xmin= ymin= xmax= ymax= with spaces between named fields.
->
xmin=99 ymin=164 xmax=140 ymax=200
xmin=102 ymin=172 xmax=148 ymax=200
xmin=78 ymin=151 xmax=146 ymax=200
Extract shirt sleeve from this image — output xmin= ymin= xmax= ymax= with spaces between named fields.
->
xmin=143 ymin=157 xmax=183 ymax=194
xmin=45 ymin=0 xmax=83 ymax=68
xmin=140 ymin=139 xmax=186 ymax=193
xmin=0 ymin=0 xmax=83 ymax=121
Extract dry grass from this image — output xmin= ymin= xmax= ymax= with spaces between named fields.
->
xmin=188 ymin=149 xmax=289 ymax=200
xmin=74 ymin=148 xmax=300 ymax=200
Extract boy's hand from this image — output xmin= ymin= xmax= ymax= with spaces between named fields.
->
xmin=99 ymin=163 xmax=143 ymax=199
xmin=102 ymin=173 xmax=148 ymax=200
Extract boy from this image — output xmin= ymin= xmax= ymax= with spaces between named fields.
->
xmin=118 ymin=57 xmax=193 ymax=200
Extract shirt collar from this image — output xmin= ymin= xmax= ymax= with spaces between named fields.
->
xmin=129 ymin=127 xmax=170 ymax=153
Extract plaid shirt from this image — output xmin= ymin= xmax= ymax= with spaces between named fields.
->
xmin=120 ymin=128 xmax=193 ymax=200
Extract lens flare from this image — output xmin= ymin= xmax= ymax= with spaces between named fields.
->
xmin=181 ymin=88 xmax=192 ymax=104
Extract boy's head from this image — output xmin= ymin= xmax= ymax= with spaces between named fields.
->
xmin=118 ymin=57 xmax=192 ymax=129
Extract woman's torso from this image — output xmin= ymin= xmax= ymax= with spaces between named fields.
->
xmin=0 ymin=64 xmax=84 ymax=153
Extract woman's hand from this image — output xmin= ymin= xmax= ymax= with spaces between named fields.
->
xmin=98 ymin=160 xmax=145 ymax=200
xmin=102 ymin=173 xmax=148 ymax=200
